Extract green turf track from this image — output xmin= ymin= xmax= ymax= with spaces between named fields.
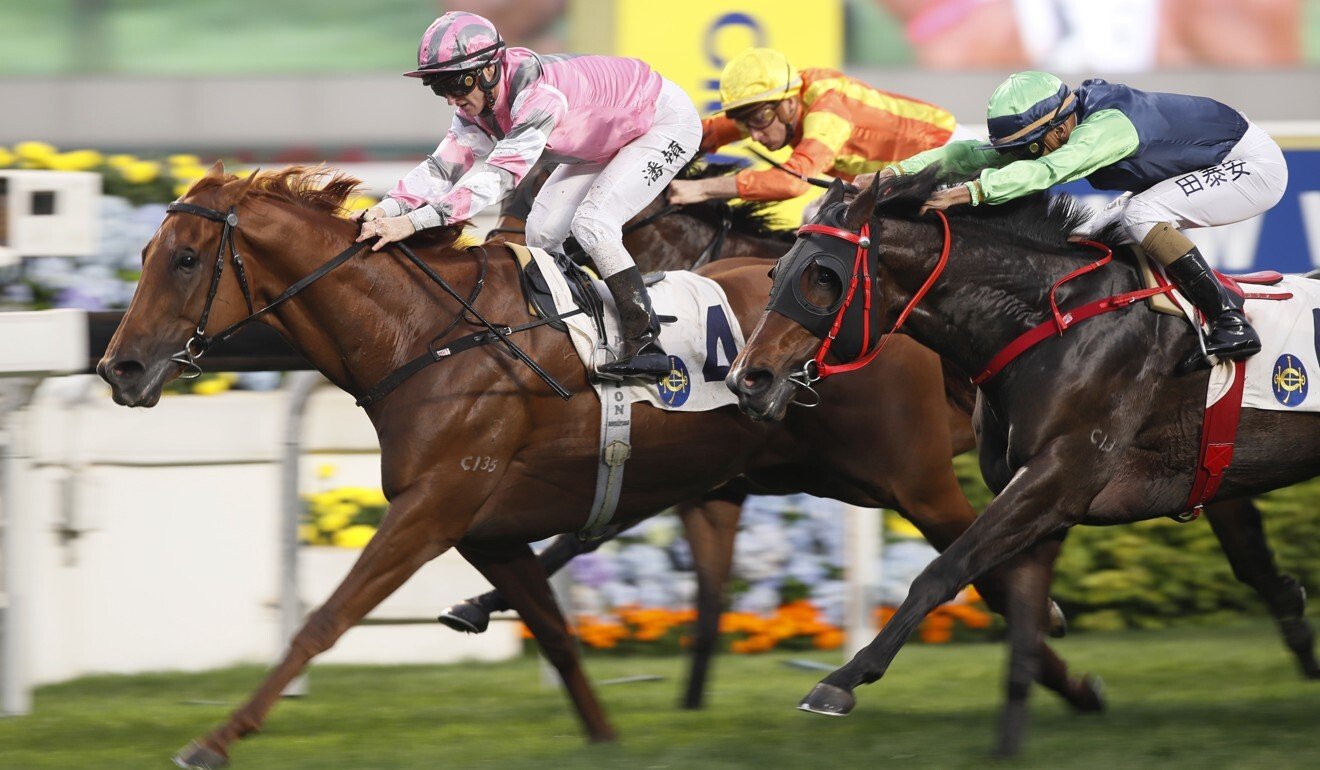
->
xmin=2 ymin=620 xmax=1317 ymax=769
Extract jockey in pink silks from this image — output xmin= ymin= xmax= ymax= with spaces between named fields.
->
xmin=355 ymin=12 xmax=701 ymax=378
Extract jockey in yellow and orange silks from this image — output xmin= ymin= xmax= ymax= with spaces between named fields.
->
xmin=668 ymin=48 xmax=965 ymax=207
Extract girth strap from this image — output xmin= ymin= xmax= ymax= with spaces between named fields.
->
xmin=582 ymin=379 xmax=633 ymax=538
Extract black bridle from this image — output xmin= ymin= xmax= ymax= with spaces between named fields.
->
xmin=163 ymin=200 xmax=575 ymax=403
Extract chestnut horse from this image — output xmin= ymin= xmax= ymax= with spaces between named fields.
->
xmin=729 ymin=172 xmax=1320 ymax=755
xmin=98 ymin=167 xmax=1095 ymax=767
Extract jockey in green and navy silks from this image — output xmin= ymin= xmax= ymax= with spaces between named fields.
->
xmin=878 ymin=71 xmax=1288 ymax=365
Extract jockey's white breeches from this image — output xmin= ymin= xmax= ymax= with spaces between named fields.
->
xmin=525 ymin=78 xmax=701 ymax=278
xmin=1086 ymin=119 xmax=1288 ymax=244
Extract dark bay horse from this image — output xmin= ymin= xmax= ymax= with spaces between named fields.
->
xmin=729 ymin=171 xmax=1320 ymax=755
xmin=98 ymin=166 xmax=1095 ymax=767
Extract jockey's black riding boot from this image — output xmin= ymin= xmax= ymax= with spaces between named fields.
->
xmin=1165 ymin=246 xmax=1261 ymax=362
xmin=597 ymin=267 xmax=670 ymax=379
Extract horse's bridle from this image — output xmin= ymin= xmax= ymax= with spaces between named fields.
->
xmin=164 ymin=199 xmax=575 ymax=402
xmin=163 ymin=201 xmax=368 ymax=378
xmin=774 ymin=210 xmax=952 ymax=395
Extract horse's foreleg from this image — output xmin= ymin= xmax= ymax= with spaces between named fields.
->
xmin=439 ymin=529 xmax=612 ymax=633
xmin=173 ymin=493 xmax=461 ymax=769
xmin=458 ymin=540 xmax=617 ymax=742
xmin=676 ymin=496 xmax=742 ymax=709
xmin=1203 ymin=497 xmax=1320 ymax=679
xmin=995 ymin=534 xmax=1064 ymax=758
xmin=800 ymin=452 xmax=1082 ymax=720
xmin=898 ymin=493 xmax=1102 ymax=714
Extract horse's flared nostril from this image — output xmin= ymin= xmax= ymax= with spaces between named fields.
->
xmin=737 ymin=367 xmax=774 ymax=398
xmin=103 ymin=358 xmax=145 ymax=388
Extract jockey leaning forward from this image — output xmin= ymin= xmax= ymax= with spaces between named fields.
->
xmin=355 ymin=12 xmax=701 ymax=379
xmin=860 ymin=71 xmax=1285 ymax=365
xmin=667 ymin=48 xmax=967 ymax=209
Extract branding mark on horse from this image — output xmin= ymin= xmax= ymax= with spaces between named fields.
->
xmin=460 ymin=456 xmax=499 ymax=472
xmin=1089 ymin=428 xmax=1117 ymax=452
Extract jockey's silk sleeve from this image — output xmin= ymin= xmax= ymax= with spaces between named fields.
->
xmin=387 ymin=85 xmax=568 ymax=228
xmin=978 ymin=109 xmax=1140 ymax=205
xmin=383 ymin=117 xmax=487 ymax=222
xmin=700 ymin=116 xmax=745 ymax=154
xmin=894 ymin=139 xmax=1005 ymax=178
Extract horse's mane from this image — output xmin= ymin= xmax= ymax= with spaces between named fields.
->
xmin=867 ymin=165 xmax=1122 ymax=255
xmin=676 ymin=160 xmax=794 ymax=243
xmin=189 ymin=165 xmax=472 ymax=248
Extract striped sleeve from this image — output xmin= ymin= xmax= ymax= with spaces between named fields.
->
xmin=700 ymin=116 xmax=745 ymax=154
xmin=735 ymin=93 xmax=853 ymax=200
xmin=979 ymin=110 xmax=1139 ymax=205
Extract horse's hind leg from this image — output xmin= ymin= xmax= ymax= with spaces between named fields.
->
xmin=1203 ymin=497 xmax=1319 ymax=678
xmin=995 ymin=534 xmax=1065 ymax=758
xmin=173 ymin=488 xmax=462 ymax=769
xmin=459 ymin=540 xmax=617 ymax=742
xmin=439 ymin=529 xmax=613 ymax=633
xmin=676 ymin=494 xmax=742 ymax=709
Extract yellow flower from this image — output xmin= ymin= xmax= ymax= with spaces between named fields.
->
xmin=342 ymin=194 xmax=376 ymax=213
xmin=59 ymin=149 xmax=103 ymax=171
xmin=317 ymin=510 xmax=352 ymax=533
xmin=174 ymin=181 xmax=194 ymax=197
xmin=14 ymin=141 xmax=57 ymax=164
xmin=333 ymin=525 xmax=377 ymax=548
xmin=316 ymin=463 xmax=338 ymax=480
xmin=0 ymin=147 xmax=16 ymax=167
xmin=120 ymin=160 xmax=161 ymax=184
xmin=107 ymin=154 xmax=137 ymax=168
xmin=192 ymin=377 xmax=231 ymax=395
xmin=298 ymin=523 xmax=321 ymax=544
xmin=168 ymin=153 xmax=200 ymax=167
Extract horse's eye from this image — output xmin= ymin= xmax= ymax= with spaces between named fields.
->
xmin=175 ymin=250 xmax=198 ymax=270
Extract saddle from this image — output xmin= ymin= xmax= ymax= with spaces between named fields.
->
xmin=507 ymin=242 xmax=605 ymax=335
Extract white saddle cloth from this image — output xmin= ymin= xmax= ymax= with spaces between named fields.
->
xmin=526 ymin=246 xmax=744 ymax=412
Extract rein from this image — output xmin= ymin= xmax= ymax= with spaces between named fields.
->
xmin=165 ymin=200 xmax=575 ymax=405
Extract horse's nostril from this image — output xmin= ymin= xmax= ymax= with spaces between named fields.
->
xmin=740 ymin=368 xmax=773 ymax=396
xmin=109 ymin=359 xmax=145 ymax=384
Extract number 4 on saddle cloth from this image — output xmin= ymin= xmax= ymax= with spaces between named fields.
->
xmin=506 ymin=242 xmax=744 ymax=413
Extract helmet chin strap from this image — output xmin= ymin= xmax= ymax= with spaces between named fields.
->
xmin=477 ymin=61 xmax=501 ymax=116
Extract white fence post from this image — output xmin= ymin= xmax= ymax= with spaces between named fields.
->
xmin=843 ymin=505 xmax=883 ymax=661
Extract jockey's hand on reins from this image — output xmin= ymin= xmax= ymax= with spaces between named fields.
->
xmin=356 ymin=215 xmax=417 ymax=252
xmin=919 ymin=185 xmax=971 ymax=215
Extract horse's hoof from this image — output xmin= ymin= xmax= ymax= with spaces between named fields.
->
xmin=1047 ymin=600 xmax=1067 ymax=638
xmin=1071 ymin=674 xmax=1106 ymax=714
xmin=437 ymin=601 xmax=490 ymax=634
xmin=172 ymin=740 xmax=228 ymax=770
xmin=797 ymin=683 xmax=855 ymax=716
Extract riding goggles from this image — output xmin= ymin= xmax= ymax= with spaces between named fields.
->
xmin=424 ymin=69 xmax=480 ymax=98
xmin=730 ymin=102 xmax=780 ymax=131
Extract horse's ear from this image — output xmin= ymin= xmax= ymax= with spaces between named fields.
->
xmin=205 ymin=160 xmax=225 ymax=178
xmin=813 ymin=178 xmax=848 ymax=219
xmin=842 ymin=173 xmax=880 ymax=230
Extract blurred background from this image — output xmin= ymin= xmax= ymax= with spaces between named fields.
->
xmin=2 ymin=2 xmax=1320 ymax=766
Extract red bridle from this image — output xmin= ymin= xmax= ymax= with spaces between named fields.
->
xmin=794 ymin=210 xmax=952 ymax=380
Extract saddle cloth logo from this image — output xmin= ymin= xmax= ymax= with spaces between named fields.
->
xmin=1272 ymin=353 xmax=1308 ymax=406
xmin=657 ymin=356 xmax=692 ymax=407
